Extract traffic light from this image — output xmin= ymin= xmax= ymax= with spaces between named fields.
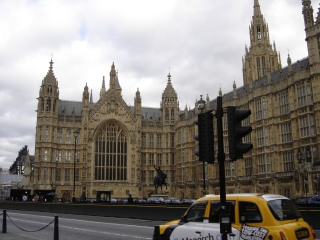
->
xmin=227 ymin=106 xmax=253 ymax=160
xmin=194 ymin=112 xmax=214 ymax=164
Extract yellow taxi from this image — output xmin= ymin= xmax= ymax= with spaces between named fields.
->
xmin=153 ymin=193 xmax=316 ymax=240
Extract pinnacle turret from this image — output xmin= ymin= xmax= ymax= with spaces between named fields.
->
xmin=242 ymin=0 xmax=281 ymax=84
xmin=100 ymin=76 xmax=106 ymax=98
xmin=253 ymin=0 xmax=261 ymax=16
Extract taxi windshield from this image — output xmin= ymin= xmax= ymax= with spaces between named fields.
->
xmin=267 ymin=199 xmax=302 ymax=220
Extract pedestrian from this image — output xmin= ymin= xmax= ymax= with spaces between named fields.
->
xmin=33 ymin=194 xmax=39 ymax=202
xmin=22 ymin=195 xmax=27 ymax=201
xmin=128 ymin=194 xmax=133 ymax=204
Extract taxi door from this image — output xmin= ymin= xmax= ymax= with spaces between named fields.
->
xmin=202 ymin=200 xmax=240 ymax=240
xmin=170 ymin=201 xmax=207 ymax=240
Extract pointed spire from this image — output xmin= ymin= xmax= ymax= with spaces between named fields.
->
xmin=233 ymin=80 xmax=237 ymax=99
xmin=49 ymin=58 xmax=54 ymax=71
xmin=109 ymin=62 xmax=116 ymax=89
xmin=43 ymin=58 xmax=57 ymax=84
xmin=136 ymin=87 xmax=140 ymax=97
xmin=219 ymin=87 xmax=222 ymax=96
xmin=163 ymin=72 xmax=177 ymax=97
xmin=134 ymin=88 xmax=141 ymax=115
xmin=302 ymin=0 xmax=314 ymax=27
xmin=287 ymin=52 xmax=292 ymax=73
xmin=287 ymin=52 xmax=292 ymax=65
xmin=253 ymin=0 xmax=261 ymax=16
xmin=100 ymin=76 xmax=106 ymax=98
xmin=184 ymin=104 xmax=188 ymax=120
xmin=278 ymin=52 xmax=282 ymax=69
xmin=90 ymin=89 xmax=93 ymax=103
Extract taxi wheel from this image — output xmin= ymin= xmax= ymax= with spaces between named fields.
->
xmin=160 ymin=235 xmax=169 ymax=240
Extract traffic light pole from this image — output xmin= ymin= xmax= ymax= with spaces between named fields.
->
xmin=217 ymin=96 xmax=228 ymax=240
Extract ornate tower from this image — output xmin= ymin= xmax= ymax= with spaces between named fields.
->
xmin=34 ymin=59 xmax=59 ymax=189
xmin=302 ymin=0 xmax=320 ymax=70
xmin=160 ymin=73 xmax=179 ymax=126
xmin=37 ymin=59 xmax=59 ymax=118
xmin=242 ymin=0 xmax=281 ymax=84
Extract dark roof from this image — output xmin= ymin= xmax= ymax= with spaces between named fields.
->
xmin=58 ymin=100 xmax=82 ymax=116
xmin=59 ymin=100 xmax=163 ymax=122
xmin=221 ymin=57 xmax=309 ymax=102
xmin=178 ymin=57 xmax=310 ymax=118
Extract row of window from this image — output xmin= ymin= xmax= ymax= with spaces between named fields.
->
xmin=38 ymin=128 xmax=81 ymax=144
xmin=37 ymin=167 xmax=80 ymax=182
xmin=37 ymin=149 xmax=80 ymax=162
xmin=40 ymin=98 xmax=57 ymax=112
xmin=141 ymin=133 xmax=174 ymax=148
xmin=224 ymin=148 xmax=316 ymax=178
xmin=239 ymin=83 xmax=312 ymax=121
xmin=141 ymin=153 xmax=174 ymax=166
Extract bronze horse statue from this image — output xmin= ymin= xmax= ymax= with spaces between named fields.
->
xmin=154 ymin=173 xmax=167 ymax=194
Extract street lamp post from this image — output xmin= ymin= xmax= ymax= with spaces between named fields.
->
xmin=73 ymin=129 xmax=80 ymax=202
xmin=314 ymin=175 xmax=319 ymax=196
xmin=197 ymin=95 xmax=206 ymax=195
xmin=297 ymin=147 xmax=312 ymax=221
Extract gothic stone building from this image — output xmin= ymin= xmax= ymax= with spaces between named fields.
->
xmin=33 ymin=0 xmax=320 ymax=201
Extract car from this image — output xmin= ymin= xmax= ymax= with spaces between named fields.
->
xmin=120 ymin=199 xmax=128 ymax=204
xmin=181 ymin=199 xmax=195 ymax=205
xmin=110 ymin=198 xmax=118 ymax=203
xmin=164 ymin=198 xmax=182 ymax=205
xmin=146 ymin=197 xmax=164 ymax=204
xmin=134 ymin=199 xmax=147 ymax=204
xmin=309 ymin=195 xmax=320 ymax=204
xmin=153 ymin=193 xmax=316 ymax=240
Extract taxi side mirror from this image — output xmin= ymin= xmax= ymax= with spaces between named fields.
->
xmin=180 ymin=215 xmax=188 ymax=223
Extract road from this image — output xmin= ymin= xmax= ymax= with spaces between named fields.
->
xmin=0 ymin=210 xmax=166 ymax=240
xmin=1 ymin=210 xmax=320 ymax=240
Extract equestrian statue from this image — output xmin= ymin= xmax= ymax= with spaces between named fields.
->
xmin=154 ymin=165 xmax=167 ymax=194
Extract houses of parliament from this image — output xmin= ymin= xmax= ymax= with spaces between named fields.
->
xmin=29 ymin=0 xmax=320 ymax=201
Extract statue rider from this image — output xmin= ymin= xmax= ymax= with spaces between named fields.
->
xmin=154 ymin=165 xmax=167 ymax=184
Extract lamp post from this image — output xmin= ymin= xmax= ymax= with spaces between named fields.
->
xmin=314 ymin=175 xmax=319 ymax=196
xmin=50 ymin=182 xmax=56 ymax=193
xmin=265 ymin=183 xmax=269 ymax=193
xmin=197 ymin=95 xmax=206 ymax=194
xmin=73 ymin=129 xmax=80 ymax=202
xmin=297 ymin=147 xmax=312 ymax=221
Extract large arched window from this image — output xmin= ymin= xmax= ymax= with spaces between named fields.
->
xmin=94 ymin=122 xmax=127 ymax=181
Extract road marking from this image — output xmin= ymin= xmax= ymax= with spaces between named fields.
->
xmin=8 ymin=217 xmax=152 ymax=239
xmin=7 ymin=212 xmax=153 ymax=229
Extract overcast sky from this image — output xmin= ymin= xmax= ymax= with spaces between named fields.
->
xmin=0 ymin=0 xmax=316 ymax=169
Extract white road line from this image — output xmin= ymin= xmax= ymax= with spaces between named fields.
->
xmin=8 ymin=218 xmax=152 ymax=239
xmin=7 ymin=212 xmax=153 ymax=229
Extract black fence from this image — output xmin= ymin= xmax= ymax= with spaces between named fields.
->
xmin=0 ymin=201 xmax=188 ymax=221
xmin=0 ymin=201 xmax=319 ymax=229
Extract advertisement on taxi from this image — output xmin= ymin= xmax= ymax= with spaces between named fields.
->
xmin=153 ymin=193 xmax=316 ymax=240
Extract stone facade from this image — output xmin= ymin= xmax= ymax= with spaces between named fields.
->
xmin=32 ymin=0 xmax=320 ymax=201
